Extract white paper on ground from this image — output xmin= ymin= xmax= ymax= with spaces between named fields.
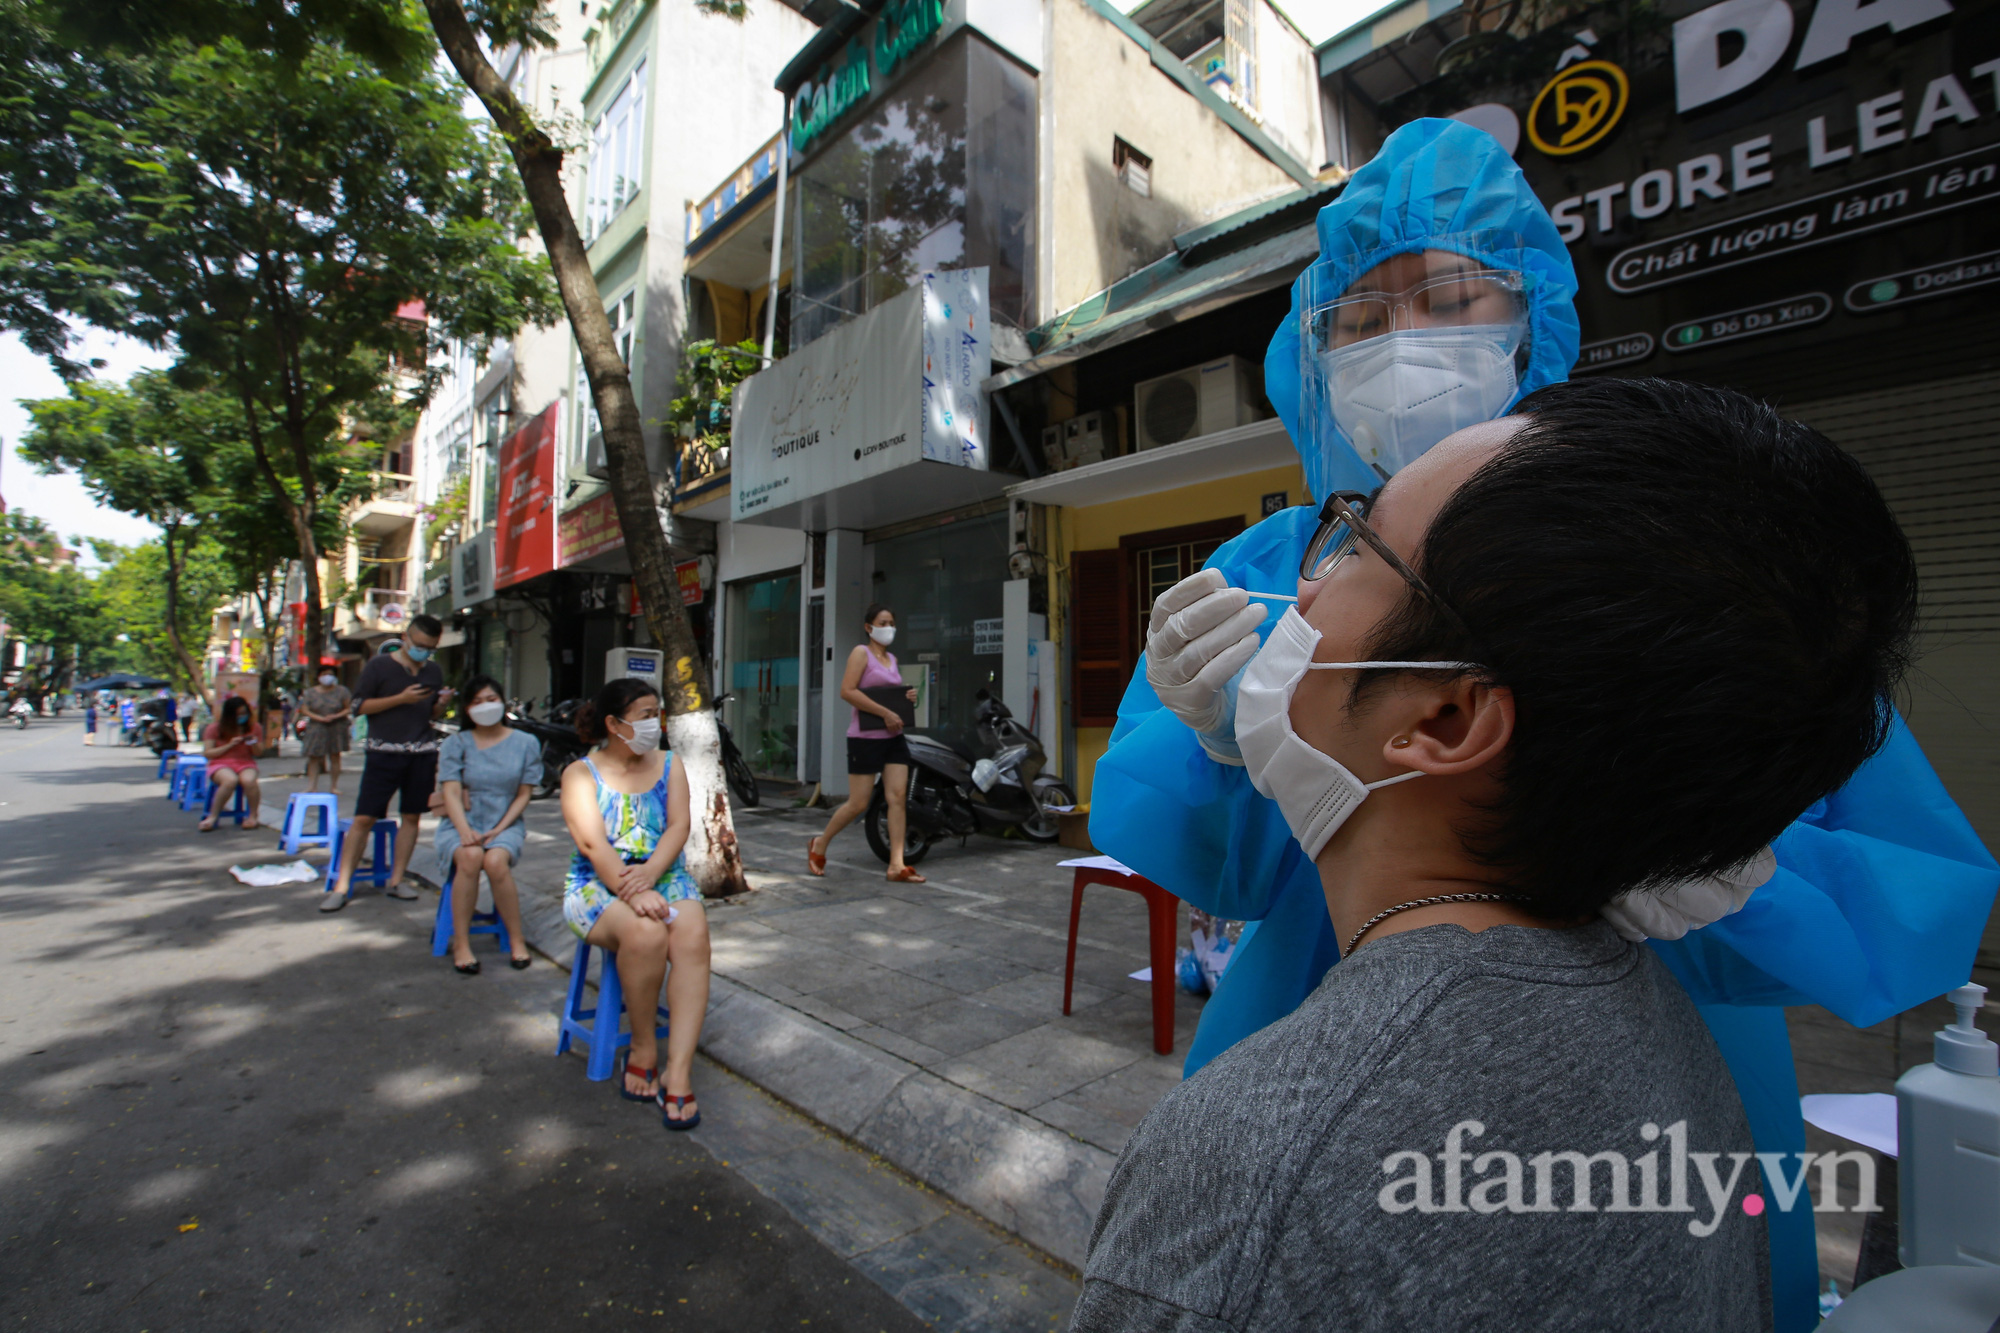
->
xmin=229 ymin=860 xmax=320 ymax=886
xmin=1058 ymin=854 xmax=1136 ymax=876
xmin=1801 ymin=1093 xmax=1899 ymax=1158
xmin=1128 ymin=967 xmax=1153 ymax=981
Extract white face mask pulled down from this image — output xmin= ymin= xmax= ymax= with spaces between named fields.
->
xmin=1236 ymin=607 xmax=1477 ymax=860
xmin=1326 ymin=324 xmax=1521 ymax=477
xmin=614 ymin=716 xmax=662 ymax=755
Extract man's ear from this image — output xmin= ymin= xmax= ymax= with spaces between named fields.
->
xmin=1383 ymin=679 xmax=1513 ymax=776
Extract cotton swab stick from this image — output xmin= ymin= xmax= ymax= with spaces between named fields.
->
xmin=1246 ymin=590 xmax=1298 ymax=602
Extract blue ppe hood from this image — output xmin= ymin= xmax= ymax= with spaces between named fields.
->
xmin=1266 ymin=117 xmax=1582 ymax=499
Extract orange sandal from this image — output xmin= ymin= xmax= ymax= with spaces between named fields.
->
xmin=885 ymin=866 xmax=927 ymax=883
xmin=806 ymin=841 xmax=826 ymax=877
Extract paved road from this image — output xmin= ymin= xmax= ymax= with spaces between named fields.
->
xmin=0 ymin=719 xmax=943 ymax=1331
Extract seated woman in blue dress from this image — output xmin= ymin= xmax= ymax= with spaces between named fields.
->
xmin=560 ymin=676 xmax=709 ymax=1129
xmin=434 ymin=674 xmax=539 ymax=974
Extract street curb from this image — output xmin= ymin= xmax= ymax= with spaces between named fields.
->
xmin=508 ymin=865 xmax=1113 ymax=1269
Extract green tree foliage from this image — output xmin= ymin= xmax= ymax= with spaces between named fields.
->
xmin=90 ymin=538 xmax=237 ymax=688
xmin=0 ymin=512 xmax=110 ymax=695
xmin=19 ymin=369 xmax=306 ymax=696
xmin=16 ymin=21 xmax=557 ymax=670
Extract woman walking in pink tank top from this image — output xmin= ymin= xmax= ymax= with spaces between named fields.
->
xmin=807 ymin=603 xmax=924 ymax=883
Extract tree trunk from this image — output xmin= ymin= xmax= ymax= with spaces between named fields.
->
xmin=237 ymin=382 xmax=328 ymax=705
xmin=159 ymin=520 xmax=214 ymax=708
xmin=425 ymin=0 xmax=747 ymax=896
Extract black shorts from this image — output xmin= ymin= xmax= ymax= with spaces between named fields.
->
xmin=356 ymin=749 xmax=439 ymax=818
xmin=847 ymin=734 xmax=911 ymax=775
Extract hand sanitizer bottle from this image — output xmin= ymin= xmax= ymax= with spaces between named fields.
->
xmin=1897 ymin=983 xmax=2000 ymax=1267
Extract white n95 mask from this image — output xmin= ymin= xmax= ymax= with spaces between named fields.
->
xmin=1327 ymin=325 xmax=1521 ymax=477
xmin=467 ymin=701 xmax=506 ymax=727
xmin=1236 ymin=607 xmax=1478 ymax=860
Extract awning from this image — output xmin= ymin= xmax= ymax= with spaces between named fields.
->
xmin=1006 ymin=417 xmax=1296 ymax=508
xmin=985 ymin=184 xmax=1336 ymax=394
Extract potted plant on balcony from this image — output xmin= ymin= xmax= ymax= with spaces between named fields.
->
xmin=665 ymin=338 xmax=762 ymax=490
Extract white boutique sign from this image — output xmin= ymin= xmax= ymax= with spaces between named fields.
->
xmin=732 ymin=268 xmax=991 ymax=523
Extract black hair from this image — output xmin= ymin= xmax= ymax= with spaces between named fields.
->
xmin=573 ymin=676 xmax=662 ymax=744
xmin=407 ymin=612 xmax=444 ymax=639
xmin=215 ymin=694 xmax=254 ymax=740
xmin=459 ymin=674 xmax=505 ymax=719
xmin=1354 ymin=377 xmax=1917 ymax=917
xmin=862 ymin=603 xmax=893 ymax=631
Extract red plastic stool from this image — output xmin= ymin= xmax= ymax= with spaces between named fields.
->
xmin=1062 ymin=861 xmax=1181 ymax=1056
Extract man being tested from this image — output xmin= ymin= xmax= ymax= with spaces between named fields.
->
xmin=1077 ymin=379 xmax=1918 ymax=1330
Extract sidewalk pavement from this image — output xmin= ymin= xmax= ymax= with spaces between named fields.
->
xmin=259 ymin=754 xmax=1998 ymax=1299
xmin=502 ymin=801 xmax=1204 ymax=1272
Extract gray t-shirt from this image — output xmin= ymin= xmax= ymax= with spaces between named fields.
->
xmin=1074 ymin=921 xmax=1769 ymax=1332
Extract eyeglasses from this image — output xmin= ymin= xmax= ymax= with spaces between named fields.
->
xmin=1300 ymin=491 xmax=1473 ymax=640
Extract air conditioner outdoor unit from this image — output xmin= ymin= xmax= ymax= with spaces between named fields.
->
xmin=1132 ymin=355 xmax=1258 ymax=451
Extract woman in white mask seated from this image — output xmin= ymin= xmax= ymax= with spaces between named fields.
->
xmin=562 ymin=677 xmax=709 ymax=1127
xmin=1074 ymin=378 xmax=1919 ymax=1331
xmin=434 ymin=675 xmax=539 ymax=974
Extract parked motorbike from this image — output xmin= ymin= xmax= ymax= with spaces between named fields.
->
xmin=136 ymin=697 xmax=177 ymax=754
xmin=510 ymin=697 xmax=586 ymax=799
xmin=9 ymin=699 xmax=30 ymax=730
xmin=865 ymin=688 xmax=1075 ymax=866
xmin=711 ymin=693 xmax=760 ymax=808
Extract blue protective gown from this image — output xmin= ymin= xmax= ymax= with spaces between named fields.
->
xmin=1088 ymin=120 xmax=1999 ymax=1332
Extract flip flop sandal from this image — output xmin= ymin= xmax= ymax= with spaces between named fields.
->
xmin=509 ymin=954 xmax=532 ymax=971
xmin=618 ymin=1054 xmax=659 ymax=1103
xmin=806 ymin=844 xmax=826 ymax=877
xmin=453 ymin=957 xmax=481 ymax=976
xmin=885 ymin=867 xmax=927 ymax=884
xmin=658 ymin=1091 xmax=700 ymax=1131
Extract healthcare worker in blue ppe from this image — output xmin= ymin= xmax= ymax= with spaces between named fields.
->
xmin=1090 ymin=118 xmax=1998 ymax=1332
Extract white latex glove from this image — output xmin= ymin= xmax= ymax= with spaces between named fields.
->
xmin=1600 ymin=845 xmax=1778 ymax=942
xmin=1145 ymin=568 xmax=1267 ymax=763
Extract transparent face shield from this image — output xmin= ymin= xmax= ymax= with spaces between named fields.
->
xmin=1299 ymin=236 xmax=1531 ymax=480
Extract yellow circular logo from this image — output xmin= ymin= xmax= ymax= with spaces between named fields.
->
xmin=1526 ymin=60 xmax=1629 ymax=156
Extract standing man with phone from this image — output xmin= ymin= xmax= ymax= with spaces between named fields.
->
xmin=323 ymin=614 xmax=455 ymax=912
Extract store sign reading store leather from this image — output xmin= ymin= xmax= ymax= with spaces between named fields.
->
xmin=1395 ymin=0 xmax=2000 ymax=372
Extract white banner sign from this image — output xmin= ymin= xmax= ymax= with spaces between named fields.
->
xmin=732 ymin=268 xmax=990 ymax=522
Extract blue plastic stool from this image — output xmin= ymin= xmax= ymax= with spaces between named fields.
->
xmin=430 ymin=863 xmax=511 ymax=957
xmin=556 ymin=940 xmax=671 ymax=1082
xmin=322 ymin=818 xmax=399 ymax=895
xmin=174 ymin=758 xmax=210 ymax=811
xmin=156 ymin=749 xmax=180 ymax=779
xmin=163 ymin=753 xmax=186 ymax=797
xmin=209 ymin=782 xmax=249 ymax=826
xmin=280 ymin=792 xmax=341 ymax=855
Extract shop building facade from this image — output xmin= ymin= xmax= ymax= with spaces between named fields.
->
xmin=709 ymin=0 xmax=1328 ymax=789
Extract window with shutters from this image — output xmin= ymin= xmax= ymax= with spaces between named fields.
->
xmin=1070 ymin=516 xmax=1246 ymax=728
xmin=1071 ymin=549 xmax=1127 ymax=727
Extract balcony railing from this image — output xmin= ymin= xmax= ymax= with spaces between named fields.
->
xmin=369 ymin=471 xmax=416 ymax=504
xmin=686 ymin=132 xmax=784 ymax=250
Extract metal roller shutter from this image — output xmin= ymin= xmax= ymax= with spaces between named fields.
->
xmin=1791 ymin=371 xmax=2000 ymax=852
